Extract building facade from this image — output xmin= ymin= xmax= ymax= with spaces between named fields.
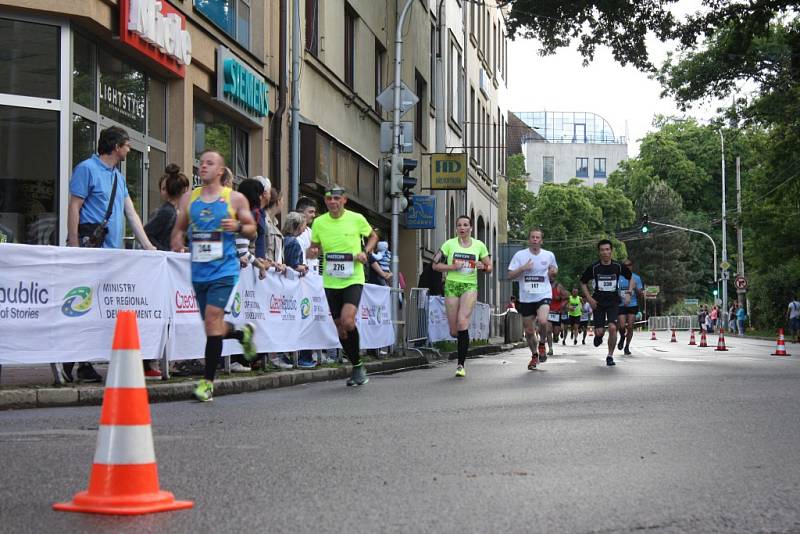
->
xmin=516 ymin=111 xmax=628 ymax=194
xmin=0 ymin=0 xmax=281 ymax=247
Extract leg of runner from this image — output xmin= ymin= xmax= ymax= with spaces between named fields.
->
xmin=454 ymin=291 xmax=477 ymax=376
xmin=337 ymin=302 xmax=367 ymax=386
xmin=536 ymin=303 xmax=549 ymax=366
xmin=617 ymin=312 xmax=628 ymax=351
xmin=445 ymin=296 xmax=465 ymax=377
xmin=624 ymin=313 xmax=635 ymax=354
xmin=607 ymin=321 xmax=618 ymax=363
xmin=522 ymin=314 xmax=538 ymax=370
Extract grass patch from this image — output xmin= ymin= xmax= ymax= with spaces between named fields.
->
xmin=433 ymin=339 xmax=490 ymax=352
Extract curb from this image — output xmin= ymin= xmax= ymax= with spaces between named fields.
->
xmin=0 ymin=355 xmax=431 ymax=411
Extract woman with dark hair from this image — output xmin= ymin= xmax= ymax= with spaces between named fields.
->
xmin=432 ymin=215 xmax=492 ymax=378
xmin=144 ymin=163 xmax=190 ymax=251
xmin=236 ymin=179 xmax=269 ymax=279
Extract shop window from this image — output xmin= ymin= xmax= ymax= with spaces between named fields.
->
xmin=194 ymin=0 xmax=250 ymax=48
xmin=99 ymin=52 xmax=146 ymax=133
xmin=147 ymin=148 xmax=166 ymax=219
xmin=415 ymin=70 xmax=426 ymax=145
xmin=73 ymin=33 xmax=96 ymax=111
xmin=0 ymin=19 xmax=60 ymax=100
xmin=72 ymin=115 xmax=96 ymax=171
xmin=374 ymin=39 xmax=385 ymax=115
xmin=0 ymin=107 xmax=59 ymax=245
xmin=194 ymin=103 xmax=250 ymax=184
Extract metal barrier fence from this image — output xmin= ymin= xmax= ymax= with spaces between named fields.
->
xmin=489 ymin=309 xmax=524 ymax=344
xmin=648 ymin=316 xmax=699 ymax=331
xmin=405 ymin=288 xmax=430 ymax=348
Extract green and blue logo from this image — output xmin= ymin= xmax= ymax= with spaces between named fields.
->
xmin=231 ymin=292 xmax=242 ymax=318
xmin=300 ymin=298 xmax=311 ymax=319
xmin=62 ymin=286 xmax=93 ymax=317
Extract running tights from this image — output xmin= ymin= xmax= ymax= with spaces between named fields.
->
xmin=341 ymin=327 xmax=361 ymax=366
xmin=457 ymin=330 xmax=469 ymax=366
xmin=204 ymin=335 xmax=223 ymax=381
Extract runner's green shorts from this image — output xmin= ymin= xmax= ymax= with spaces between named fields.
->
xmin=444 ymin=280 xmax=478 ymax=298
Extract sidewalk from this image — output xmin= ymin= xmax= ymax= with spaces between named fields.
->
xmin=0 ymin=338 xmax=526 ymax=410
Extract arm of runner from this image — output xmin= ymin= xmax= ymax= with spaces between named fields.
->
xmin=170 ymin=191 xmax=191 ymax=253
xmin=507 ymin=255 xmax=533 ymax=279
xmin=358 ymin=229 xmax=379 ymax=264
xmin=432 ymin=249 xmax=456 ymax=272
xmin=224 ymin=191 xmax=256 ymax=239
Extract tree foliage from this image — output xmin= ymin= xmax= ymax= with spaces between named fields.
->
xmin=505 ymin=154 xmax=537 ymax=242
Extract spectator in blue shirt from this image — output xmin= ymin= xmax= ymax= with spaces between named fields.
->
xmin=736 ymin=303 xmax=747 ymax=336
xmin=67 ymin=126 xmax=155 ymax=250
xmin=64 ymin=126 xmax=155 ymax=384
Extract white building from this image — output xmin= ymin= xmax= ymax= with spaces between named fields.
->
xmin=516 ymin=111 xmax=627 ymax=193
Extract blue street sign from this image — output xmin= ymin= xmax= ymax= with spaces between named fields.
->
xmin=405 ymin=195 xmax=436 ymax=229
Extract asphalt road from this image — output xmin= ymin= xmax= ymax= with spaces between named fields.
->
xmin=1 ymin=334 xmax=799 ymax=533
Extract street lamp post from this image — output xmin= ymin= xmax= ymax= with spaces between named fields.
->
xmin=719 ymin=129 xmax=729 ymax=329
xmin=647 ymin=219 xmax=718 ymax=285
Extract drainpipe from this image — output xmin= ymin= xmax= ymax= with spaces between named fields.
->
xmin=270 ymin=0 xmax=288 ymax=188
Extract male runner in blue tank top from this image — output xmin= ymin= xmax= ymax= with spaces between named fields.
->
xmin=171 ymin=150 xmax=258 ymax=402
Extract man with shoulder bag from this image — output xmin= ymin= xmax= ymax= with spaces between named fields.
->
xmin=64 ymin=126 xmax=155 ymax=382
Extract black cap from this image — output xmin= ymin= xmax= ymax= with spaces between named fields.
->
xmin=324 ymin=184 xmax=346 ymax=196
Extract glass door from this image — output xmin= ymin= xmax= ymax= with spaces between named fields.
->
xmin=120 ymin=140 xmax=147 ymax=248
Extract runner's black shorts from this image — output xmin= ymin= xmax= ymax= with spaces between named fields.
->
xmin=324 ymin=284 xmax=364 ymax=320
xmin=568 ymin=315 xmax=580 ymax=326
xmin=517 ymin=298 xmax=551 ymax=318
xmin=619 ymin=305 xmax=639 ymax=316
xmin=593 ymin=302 xmax=620 ymax=328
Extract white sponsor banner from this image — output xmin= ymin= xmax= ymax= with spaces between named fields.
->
xmin=0 ymin=244 xmax=169 ymax=364
xmin=357 ymin=284 xmax=395 ymax=349
xmin=164 ymin=252 xmax=208 ymax=361
xmin=427 ymin=296 xmax=491 ymax=343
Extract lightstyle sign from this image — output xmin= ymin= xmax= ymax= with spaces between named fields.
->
xmin=216 ymin=47 xmax=270 ymax=123
xmin=430 ymin=153 xmax=467 ymax=190
xmin=120 ymin=0 xmax=192 ymax=77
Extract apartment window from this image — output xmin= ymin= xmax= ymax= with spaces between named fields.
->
xmin=470 ymin=2 xmax=476 ymax=36
xmin=594 ymin=157 xmax=607 ymax=178
xmin=448 ymin=38 xmax=462 ymax=123
xmin=415 ymin=70 xmax=427 ymax=145
xmin=374 ymin=40 xmax=386 ymax=114
xmin=344 ymin=5 xmax=356 ymax=88
xmin=543 ymin=157 xmax=554 ymax=183
xmin=195 ymin=0 xmax=250 ymax=48
xmin=469 ymin=87 xmax=475 ymax=159
xmin=305 ymin=0 xmax=319 ymax=55
xmin=576 ymin=157 xmax=589 ymax=178
xmin=430 ymin=23 xmax=436 ymax=108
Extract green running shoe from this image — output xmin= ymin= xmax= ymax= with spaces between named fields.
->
xmin=240 ymin=323 xmax=257 ymax=362
xmin=193 ymin=379 xmax=214 ymax=402
xmin=455 ymin=365 xmax=466 ymax=378
xmin=346 ymin=364 xmax=369 ymax=386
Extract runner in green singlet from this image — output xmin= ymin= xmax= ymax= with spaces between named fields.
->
xmin=433 ymin=215 xmax=492 ymax=378
xmin=567 ymin=288 xmax=583 ymax=345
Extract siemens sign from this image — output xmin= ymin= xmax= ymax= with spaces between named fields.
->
xmin=217 ymin=47 xmax=269 ymax=122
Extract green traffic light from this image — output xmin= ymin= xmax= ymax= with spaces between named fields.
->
xmin=713 ymin=289 xmax=719 ymax=296
xmin=642 ymin=225 xmax=649 ymax=234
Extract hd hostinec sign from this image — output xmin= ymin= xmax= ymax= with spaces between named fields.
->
xmin=216 ymin=47 xmax=270 ymax=123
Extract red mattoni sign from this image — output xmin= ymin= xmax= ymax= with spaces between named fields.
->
xmin=119 ymin=0 xmax=192 ymax=78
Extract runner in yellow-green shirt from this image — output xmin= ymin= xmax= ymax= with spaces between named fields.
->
xmin=309 ymin=184 xmax=378 ymax=386
xmin=433 ymin=215 xmax=492 ymax=378
xmin=567 ymin=288 xmax=583 ymax=345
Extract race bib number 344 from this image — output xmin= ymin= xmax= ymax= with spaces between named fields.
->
xmin=192 ymin=231 xmax=223 ymax=262
xmin=325 ymin=253 xmax=355 ymax=278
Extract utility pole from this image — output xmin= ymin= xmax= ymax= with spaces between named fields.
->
xmin=719 ymin=130 xmax=729 ymax=328
xmin=433 ymin=0 xmax=446 ymax=249
xmin=390 ymin=0 xmax=415 ymax=345
xmin=736 ymin=156 xmax=746 ymax=308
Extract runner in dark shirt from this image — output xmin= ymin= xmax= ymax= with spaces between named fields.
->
xmin=580 ymin=239 xmax=632 ymax=366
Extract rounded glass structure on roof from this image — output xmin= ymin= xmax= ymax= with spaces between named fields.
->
xmin=515 ymin=111 xmax=619 ymax=144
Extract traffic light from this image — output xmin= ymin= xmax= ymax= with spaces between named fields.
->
xmin=380 ymin=155 xmax=403 ymax=213
xmin=641 ymin=213 xmax=649 ymax=234
xmin=399 ymin=158 xmax=417 ymax=212
xmin=713 ymin=289 xmax=719 ymax=297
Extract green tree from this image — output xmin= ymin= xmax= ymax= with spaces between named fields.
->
xmin=506 ymin=154 xmax=537 ymax=242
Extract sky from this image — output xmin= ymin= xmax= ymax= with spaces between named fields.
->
xmin=505 ymin=2 xmax=718 ymax=157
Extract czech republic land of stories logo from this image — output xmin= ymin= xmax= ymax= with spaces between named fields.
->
xmin=300 ymin=298 xmax=311 ymax=319
xmin=62 ymin=286 xmax=93 ymax=317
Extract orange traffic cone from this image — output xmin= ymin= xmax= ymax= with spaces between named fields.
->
xmin=699 ymin=330 xmax=709 ymax=347
xmin=715 ymin=330 xmax=729 ymax=352
xmin=54 ymin=311 xmax=193 ymax=515
xmin=688 ymin=330 xmax=697 ymax=345
xmin=650 ymin=329 xmax=657 ymax=340
xmin=772 ymin=328 xmax=791 ymax=356
xmin=670 ymin=329 xmax=677 ymax=343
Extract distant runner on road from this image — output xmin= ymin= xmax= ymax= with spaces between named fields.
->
xmin=507 ymin=228 xmax=557 ymax=370
xmin=580 ymin=239 xmax=633 ymax=367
